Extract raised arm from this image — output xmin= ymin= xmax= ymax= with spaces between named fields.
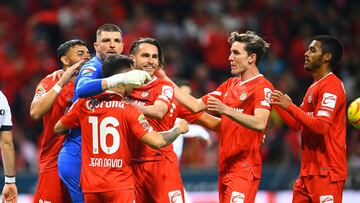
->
xmin=155 ymin=69 xmax=206 ymax=113
xmin=136 ymin=100 xmax=169 ymax=120
xmin=140 ymin=120 xmax=189 ymax=150
xmin=30 ymin=60 xmax=84 ymax=120
xmin=207 ymin=96 xmax=270 ymax=131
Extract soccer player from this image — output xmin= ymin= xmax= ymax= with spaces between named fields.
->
xmin=54 ymin=55 xmax=189 ymax=203
xmin=127 ymin=37 xmax=185 ymax=202
xmin=157 ymin=31 xmax=274 ymax=203
xmin=57 ymin=23 xmax=150 ymax=203
xmin=127 ymin=37 xmax=221 ymax=203
xmin=30 ymin=39 xmax=90 ymax=203
xmin=270 ymin=36 xmax=346 ymax=202
xmin=0 ymin=91 xmax=18 ymax=203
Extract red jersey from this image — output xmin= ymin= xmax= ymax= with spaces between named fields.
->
xmin=202 ymin=75 xmax=274 ymax=177
xmin=60 ymin=92 xmax=151 ymax=193
xmin=299 ymin=72 xmax=347 ymax=181
xmin=128 ymin=77 xmax=176 ymax=161
xmin=34 ymin=76 xmax=74 ymax=173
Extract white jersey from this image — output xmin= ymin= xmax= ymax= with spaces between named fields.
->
xmin=173 ymin=118 xmax=211 ymax=160
xmin=0 ymin=91 xmax=13 ymax=131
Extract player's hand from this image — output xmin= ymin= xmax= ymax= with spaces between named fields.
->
xmin=154 ymin=68 xmax=168 ymax=80
xmin=270 ymin=90 xmax=293 ymax=109
xmin=46 ymin=69 xmax=64 ymax=81
xmin=207 ymin=96 xmax=230 ymax=115
xmin=57 ymin=60 xmax=86 ymax=87
xmin=177 ymin=119 xmax=189 ymax=134
xmin=2 ymin=184 xmax=18 ymax=203
xmin=122 ymin=70 xmax=152 ymax=86
xmin=106 ymin=70 xmax=151 ymax=88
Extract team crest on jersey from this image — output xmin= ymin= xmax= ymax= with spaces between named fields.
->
xmin=81 ymin=66 xmax=96 ymax=77
xmin=168 ymin=190 xmax=183 ymax=203
xmin=320 ymin=195 xmax=334 ymax=203
xmin=141 ymin=91 xmax=149 ymax=98
xmin=308 ymin=93 xmax=313 ymax=103
xmin=240 ymin=92 xmax=247 ymax=101
xmin=230 ymin=191 xmax=245 ymax=203
xmin=321 ymin=93 xmax=336 ymax=109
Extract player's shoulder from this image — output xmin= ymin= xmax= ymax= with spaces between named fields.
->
xmin=0 ymin=91 xmax=7 ymax=104
xmin=258 ymin=75 xmax=275 ymax=89
xmin=154 ymin=77 xmax=174 ymax=87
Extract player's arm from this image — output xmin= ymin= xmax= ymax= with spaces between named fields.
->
xmin=192 ymin=113 xmax=221 ymax=132
xmin=140 ymin=120 xmax=189 ymax=150
xmin=207 ymin=96 xmax=270 ymax=131
xmin=271 ymin=90 xmax=330 ymax=134
xmin=54 ymin=102 xmax=80 ymax=134
xmin=136 ymin=100 xmax=169 ymax=120
xmin=0 ymin=130 xmax=18 ymax=203
xmin=77 ymin=69 xmax=151 ymax=98
xmin=155 ymin=69 xmax=206 ymax=113
xmin=30 ymin=60 xmax=84 ymax=120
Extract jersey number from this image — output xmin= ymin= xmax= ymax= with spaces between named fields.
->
xmin=88 ymin=116 xmax=120 ymax=155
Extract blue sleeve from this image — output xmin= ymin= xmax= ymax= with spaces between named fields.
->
xmin=76 ymin=77 xmax=103 ymax=98
xmin=75 ymin=65 xmax=103 ymax=98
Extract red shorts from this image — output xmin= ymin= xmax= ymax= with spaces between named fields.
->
xmin=218 ymin=168 xmax=260 ymax=203
xmin=132 ymin=157 xmax=184 ymax=203
xmin=33 ymin=169 xmax=71 ymax=203
xmin=292 ymin=175 xmax=345 ymax=203
xmin=84 ymin=189 xmax=135 ymax=203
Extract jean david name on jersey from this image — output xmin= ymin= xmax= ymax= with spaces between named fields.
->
xmin=89 ymin=157 xmax=123 ymax=168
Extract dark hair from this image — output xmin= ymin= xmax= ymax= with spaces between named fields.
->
xmin=228 ymin=31 xmax=270 ymax=66
xmin=129 ymin=38 xmax=165 ymax=69
xmin=313 ymin=35 xmax=343 ymax=67
xmin=96 ymin=23 xmax=122 ymax=37
xmin=102 ymin=55 xmax=134 ymax=77
xmin=57 ymin=39 xmax=87 ymax=68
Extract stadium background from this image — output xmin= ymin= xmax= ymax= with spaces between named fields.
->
xmin=0 ymin=0 xmax=360 ymax=202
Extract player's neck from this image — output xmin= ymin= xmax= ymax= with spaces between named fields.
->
xmin=312 ymin=65 xmax=331 ymax=81
xmin=240 ymin=66 xmax=260 ymax=81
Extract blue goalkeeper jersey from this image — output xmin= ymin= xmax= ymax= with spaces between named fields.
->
xmin=61 ymin=56 xmax=104 ymax=153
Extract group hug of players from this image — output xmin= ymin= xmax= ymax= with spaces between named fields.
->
xmin=29 ymin=23 xmax=347 ymax=203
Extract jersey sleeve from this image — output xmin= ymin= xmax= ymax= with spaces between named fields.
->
xmin=201 ymin=79 xmax=229 ymax=105
xmin=33 ymin=77 xmax=57 ymax=100
xmin=0 ymin=91 xmax=13 ymax=131
xmin=76 ymin=65 xmax=103 ymax=98
xmin=254 ymin=81 xmax=273 ymax=111
xmin=154 ymin=82 xmax=174 ymax=108
xmin=125 ymin=105 xmax=152 ymax=140
xmin=314 ymin=82 xmax=345 ymax=124
xmin=60 ymin=100 xmax=81 ymax=129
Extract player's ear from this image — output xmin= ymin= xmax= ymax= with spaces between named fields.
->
xmin=94 ymin=42 xmax=99 ymax=53
xmin=323 ymin=53 xmax=332 ymax=64
xmin=248 ymin=53 xmax=257 ymax=65
xmin=60 ymin=56 xmax=69 ymax=67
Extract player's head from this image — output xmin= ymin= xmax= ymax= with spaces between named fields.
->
xmin=57 ymin=39 xmax=90 ymax=69
xmin=228 ymin=31 xmax=270 ymax=75
xmin=304 ymin=35 xmax=343 ymax=72
xmin=102 ymin=55 xmax=134 ymax=95
xmin=129 ymin=37 xmax=165 ymax=77
xmin=94 ymin=23 xmax=124 ymax=61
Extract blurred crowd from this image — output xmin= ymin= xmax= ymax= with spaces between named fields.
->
xmin=0 ymin=0 xmax=359 ymax=189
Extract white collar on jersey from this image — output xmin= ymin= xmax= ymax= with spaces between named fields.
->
xmin=239 ymin=74 xmax=263 ymax=86
xmin=309 ymin=72 xmax=333 ymax=88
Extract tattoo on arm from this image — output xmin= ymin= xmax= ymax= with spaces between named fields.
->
xmin=160 ymin=127 xmax=181 ymax=144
